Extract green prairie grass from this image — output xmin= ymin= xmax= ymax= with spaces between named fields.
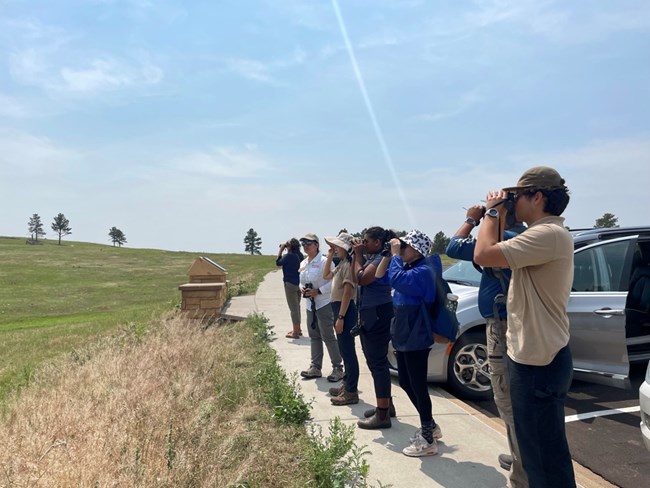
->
xmin=0 ymin=236 xmax=276 ymax=401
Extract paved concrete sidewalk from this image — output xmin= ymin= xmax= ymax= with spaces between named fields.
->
xmin=224 ymin=270 xmax=605 ymax=488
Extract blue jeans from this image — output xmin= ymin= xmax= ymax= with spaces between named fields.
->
xmin=331 ymin=301 xmax=359 ymax=393
xmin=507 ymin=345 xmax=576 ymax=488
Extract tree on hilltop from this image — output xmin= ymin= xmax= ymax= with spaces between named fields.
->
xmin=51 ymin=213 xmax=72 ymax=245
xmin=109 ymin=227 xmax=127 ymax=247
xmin=594 ymin=213 xmax=619 ymax=229
xmin=431 ymin=231 xmax=451 ymax=255
xmin=28 ymin=214 xmax=45 ymax=242
xmin=244 ymin=228 xmax=262 ymax=255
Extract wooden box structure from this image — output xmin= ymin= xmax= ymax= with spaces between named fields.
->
xmin=179 ymin=257 xmax=228 ymax=319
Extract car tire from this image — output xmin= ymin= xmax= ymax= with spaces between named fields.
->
xmin=447 ymin=330 xmax=493 ymax=401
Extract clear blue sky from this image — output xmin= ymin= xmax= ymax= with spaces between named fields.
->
xmin=2 ymin=0 xmax=649 ymax=254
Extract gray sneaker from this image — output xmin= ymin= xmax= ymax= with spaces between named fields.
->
xmin=326 ymin=367 xmax=344 ymax=382
xmin=300 ymin=366 xmax=322 ymax=379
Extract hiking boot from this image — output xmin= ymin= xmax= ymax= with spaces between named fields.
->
xmin=363 ymin=401 xmax=396 ymax=419
xmin=357 ymin=412 xmax=391 ymax=430
xmin=329 ymin=382 xmax=345 ymax=396
xmin=403 ymin=433 xmax=438 ymax=457
xmin=330 ymin=390 xmax=359 ymax=406
xmin=326 ymin=367 xmax=344 ymax=382
xmin=300 ymin=366 xmax=322 ymax=379
xmin=498 ymin=453 xmax=513 ymax=471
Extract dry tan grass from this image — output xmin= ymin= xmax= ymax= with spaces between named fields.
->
xmin=0 ymin=314 xmax=310 ymax=487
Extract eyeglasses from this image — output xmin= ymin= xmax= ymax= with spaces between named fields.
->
xmin=514 ymin=188 xmax=541 ymax=199
xmin=301 ymin=240 xmax=316 ymax=247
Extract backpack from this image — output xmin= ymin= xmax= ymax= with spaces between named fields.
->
xmin=425 ymin=254 xmax=460 ymax=344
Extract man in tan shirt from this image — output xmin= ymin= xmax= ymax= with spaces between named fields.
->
xmin=474 ymin=166 xmax=576 ymax=488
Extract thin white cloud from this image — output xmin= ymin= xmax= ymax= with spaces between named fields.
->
xmin=226 ymin=45 xmax=308 ymax=84
xmin=226 ymin=58 xmax=275 ymax=84
xmin=0 ymin=130 xmax=82 ymax=176
xmin=173 ymin=145 xmax=274 ymax=179
xmin=0 ymin=93 xmax=27 ymax=117
xmin=417 ymin=90 xmax=482 ymax=122
xmin=60 ymin=58 xmax=163 ymax=92
xmin=10 ymin=50 xmax=164 ymax=94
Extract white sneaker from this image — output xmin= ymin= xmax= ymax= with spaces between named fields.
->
xmin=403 ymin=433 xmax=438 ymax=457
xmin=409 ymin=425 xmax=443 ymax=443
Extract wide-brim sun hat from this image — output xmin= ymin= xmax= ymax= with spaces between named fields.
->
xmin=503 ymin=166 xmax=566 ymax=192
xmin=401 ymin=229 xmax=432 ymax=257
xmin=324 ymin=232 xmax=355 ymax=252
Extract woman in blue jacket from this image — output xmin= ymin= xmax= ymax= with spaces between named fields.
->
xmin=377 ymin=229 xmax=442 ymax=457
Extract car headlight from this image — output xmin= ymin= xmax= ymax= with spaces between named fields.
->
xmin=646 ymin=361 xmax=650 ymax=383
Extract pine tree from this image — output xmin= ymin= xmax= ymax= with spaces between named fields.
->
xmin=243 ymin=228 xmax=262 ymax=255
xmin=594 ymin=213 xmax=619 ymax=229
xmin=28 ymin=214 xmax=45 ymax=241
xmin=431 ymin=231 xmax=451 ymax=255
xmin=108 ymin=227 xmax=127 ymax=247
xmin=51 ymin=213 xmax=72 ymax=245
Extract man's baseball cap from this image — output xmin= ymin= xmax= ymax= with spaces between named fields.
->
xmin=503 ymin=166 xmax=566 ymax=192
xmin=300 ymin=233 xmax=319 ymax=243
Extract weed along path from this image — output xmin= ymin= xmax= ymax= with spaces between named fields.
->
xmin=246 ymin=270 xmax=513 ymax=488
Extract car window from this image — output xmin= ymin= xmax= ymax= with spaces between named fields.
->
xmin=443 ymin=260 xmax=482 ymax=286
xmin=573 ymin=239 xmax=631 ymax=292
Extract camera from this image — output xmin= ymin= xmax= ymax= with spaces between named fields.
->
xmin=349 ymin=322 xmax=362 ymax=337
xmin=302 ymin=282 xmax=313 ymax=298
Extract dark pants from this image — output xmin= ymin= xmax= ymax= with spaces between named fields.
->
xmin=331 ymin=301 xmax=359 ymax=393
xmin=395 ymin=348 xmax=433 ymax=424
xmin=359 ymin=302 xmax=393 ymax=399
xmin=507 ymin=345 xmax=576 ymax=488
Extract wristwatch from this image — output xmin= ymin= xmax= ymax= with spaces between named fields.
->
xmin=465 ymin=217 xmax=478 ymax=226
xmin=337 ymin=315 xmax=345 ymax=320
xmin=486 ymin=207 xmax=499 ymax=219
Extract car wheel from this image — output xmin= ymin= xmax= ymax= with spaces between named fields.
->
xmin=447 ymin=330 xmax=493 ymax=401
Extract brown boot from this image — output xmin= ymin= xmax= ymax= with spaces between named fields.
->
xmin=330 ymin=390 xmax=359 ymax=406
xmin=357 ymin=412 xmax=392 ymax=429
xmin=329 ymin=382 xmax=345 ymax=396
xmin=363 ymin=400 xmax=396 ymax=418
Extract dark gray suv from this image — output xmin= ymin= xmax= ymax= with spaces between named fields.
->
xmin=388 ymin=226 xmax=650 ymax=400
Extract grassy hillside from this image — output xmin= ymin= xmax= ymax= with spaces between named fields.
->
xmin=0 ymin=236 xmax=276 ymax=401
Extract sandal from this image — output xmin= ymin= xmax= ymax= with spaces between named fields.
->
xmin=286 ymin=330 xmax=303 ymax=339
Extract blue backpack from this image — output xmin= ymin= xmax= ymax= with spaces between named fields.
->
xmin=425 ymin=254 xmax=460 ymax=343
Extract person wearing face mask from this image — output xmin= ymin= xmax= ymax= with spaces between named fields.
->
xmin=376 ymin=230 xmax=443 ymax=457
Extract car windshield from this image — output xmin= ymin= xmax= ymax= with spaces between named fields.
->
xmin=443 ymin=261 xmax=482 ymax=287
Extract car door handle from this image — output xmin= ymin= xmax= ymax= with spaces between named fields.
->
xmin=594 ymin=308 xmax=624 ymax=317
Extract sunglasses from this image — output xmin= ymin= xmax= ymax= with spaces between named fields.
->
xmin=301 ymin=240 xmax=316 ymax=247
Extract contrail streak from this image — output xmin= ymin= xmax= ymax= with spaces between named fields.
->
xmin=331 ymin=0 xmax=415 ymax=227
